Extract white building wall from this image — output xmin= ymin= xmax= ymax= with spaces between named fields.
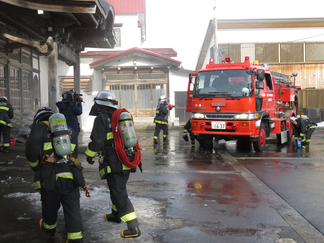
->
xmin=93 ymin=70 xmax=103 ymax=94
xmin=39 ymin=57 xmax=75 ymax=107
xmin=114 ymin=14 xmax=142 ymax=49
xmin=168 ymin=70 xmax=190 ymax=121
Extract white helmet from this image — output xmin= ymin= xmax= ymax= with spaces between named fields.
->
xmin=159 ymin=95 xmax=167 ymax=104
xmin=242 ymin=87 xmax=249 ymax=96
xmin=94 ymin=90 xmax=118 ymax=109
xmin=1 ymin=96 xmax=7 ymax=101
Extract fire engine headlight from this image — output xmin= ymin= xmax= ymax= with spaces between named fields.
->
xmin=192 ymin=113 xmax=205 ymax=119
xmin=235 ymin=113 xmax=259 ymax=120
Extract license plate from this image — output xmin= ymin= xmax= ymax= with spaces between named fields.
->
xmin=212 ymin=121 xmax=226 ymax=129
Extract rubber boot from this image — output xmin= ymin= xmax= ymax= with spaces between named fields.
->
xmin=153 ymin=140 xmax=158 ymax=144
xmin=163 ymin=138 xmax=169 ymax=144
xmin=3 ymin=147 xmax=9 ymax=153
xmin=39 ymin=219 xmax=55 ymax=237
xmin=103 ymin=213 xmax=121 ymax=223
xmin=120 ymin=226 xmax=141 ymax=238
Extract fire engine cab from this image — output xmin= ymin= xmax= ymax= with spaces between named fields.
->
xmin=186 ymin=56 xmax=300 ymax=151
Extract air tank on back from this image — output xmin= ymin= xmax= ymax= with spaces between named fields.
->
xmin=49 ymin=113 xmax=72 ymax=157
xmin=119 ymin=112 xmax=137 ymax=148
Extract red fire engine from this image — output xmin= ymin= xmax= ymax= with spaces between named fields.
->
xmin=186 ymin=56 xmax=300 ymax=151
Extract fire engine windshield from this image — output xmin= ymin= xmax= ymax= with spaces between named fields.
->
xmin=193 ymin=70 xmax=252 ymax=98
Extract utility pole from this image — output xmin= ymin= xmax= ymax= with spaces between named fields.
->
xmin=212 ymin=0 xmax=219 ymax=63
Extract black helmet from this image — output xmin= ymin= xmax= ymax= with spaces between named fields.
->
xmin=94 ymin=90 xmax=118 ymax=109
xmin=33 ymin=107 xmax=53 ymax=123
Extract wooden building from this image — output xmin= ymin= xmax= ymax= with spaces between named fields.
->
xmin=0 ymin=0 xmax=115 ymax=137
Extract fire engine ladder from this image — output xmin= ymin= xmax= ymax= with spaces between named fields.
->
xmin=270 ymin=71 xmax=292 ymax=85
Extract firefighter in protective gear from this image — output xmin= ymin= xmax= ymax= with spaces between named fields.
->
xmin=25 ymin=107 xmax=84 ymax=243
xmin=0 ymin=96 xmax=13 ymax=153
xmin=85 ymin=90 xmax=141 ymax=238
xmin=153 ymin=95 xmax=174 ymax=144
xmin=290 ymin=116 xmax=317 ymax=148
xmin=183 ymin=119 xmax=195 ymax=147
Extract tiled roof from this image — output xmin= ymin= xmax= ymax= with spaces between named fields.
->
xmin=88 ymin=47 xmax=181 ymax=67
xmin=81 ymin=48 xmax=177 ymax=58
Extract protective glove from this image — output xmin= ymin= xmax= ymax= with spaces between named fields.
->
xmin=86 ymin=156 xmax=95 ymax=164
xmin=168 ymin=104 xmax=174 ymax=110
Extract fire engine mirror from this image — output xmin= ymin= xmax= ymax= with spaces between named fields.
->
xmin=256 ymin=80 xmax=264 ymax=89
xmin=257 ymin=69 xmax=265 ymax=81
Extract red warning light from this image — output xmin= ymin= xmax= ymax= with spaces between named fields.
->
xmin=224 ymin=57 xmax=232 ymax=63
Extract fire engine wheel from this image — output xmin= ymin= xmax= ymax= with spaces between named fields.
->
xmin=253 ymin=123 xmax=266 ymax=152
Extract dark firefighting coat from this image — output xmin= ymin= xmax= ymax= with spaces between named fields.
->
xmin=25 ymin=121 xmax=83 ymax=241
xmin=292 ymin=117 xmax=317 ymax=143
xmin=85 ymin=104 xmax=139 ymax=228
xmin=0 ymin=98 xmax=14 ymax=147
xmin=154 ymin=103 xmax=169 ymax=125
xmin=153 ymin=103 xmax=171 ymax=142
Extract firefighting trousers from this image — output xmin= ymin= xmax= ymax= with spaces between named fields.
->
xmin=305 ymin=127 xmax=315 ymax=143
xmin=188 ymin=131 xmax=195 ymax=144
xmin=106 ymin=170 xmax=139 ymax=228
xmin=0 ymin=124 xmax=10 ymax=147
xmin=153 ymin=123 xmax=168 ymax=141
xmin=41 ymin=177 xmax=83 ymax=236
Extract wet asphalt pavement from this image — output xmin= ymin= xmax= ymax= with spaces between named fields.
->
xmin=1 ymin=127 xmax=324 ymax=243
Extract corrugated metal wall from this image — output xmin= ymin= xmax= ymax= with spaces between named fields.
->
xmin=270 ymin=64 xmax=324 ymax=89
xmin=298 ymin=89 xmax=324 ymax=109
xmin=296 ymin=89 xmax=324 ymax=122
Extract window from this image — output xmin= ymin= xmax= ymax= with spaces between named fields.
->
xmin=0 ymin=65 xmax=6 ymax=88
xmin=114 ymin=28 xmax=121 ymax=47
xmin=305 ymin=43 xmax=324 ymax=62
xmin=60 ymin=78 xmax=93 ymax=95
xmin=255 ymin=44 xmax=279 ymax=63
xmin=22 ymin=71 xmax=31 ymax=91
xmin=218 ymin=44 xmax=241 ymax=63
xmin=10 ymin=67 xmax=20 ymax=90
xmin=265 ymin=73 xmax=273 ymax=90
xmin=194 ymin=70 xmax=252 ymax=98
xmin=280 ymin=43 xmax=303 ymax=63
